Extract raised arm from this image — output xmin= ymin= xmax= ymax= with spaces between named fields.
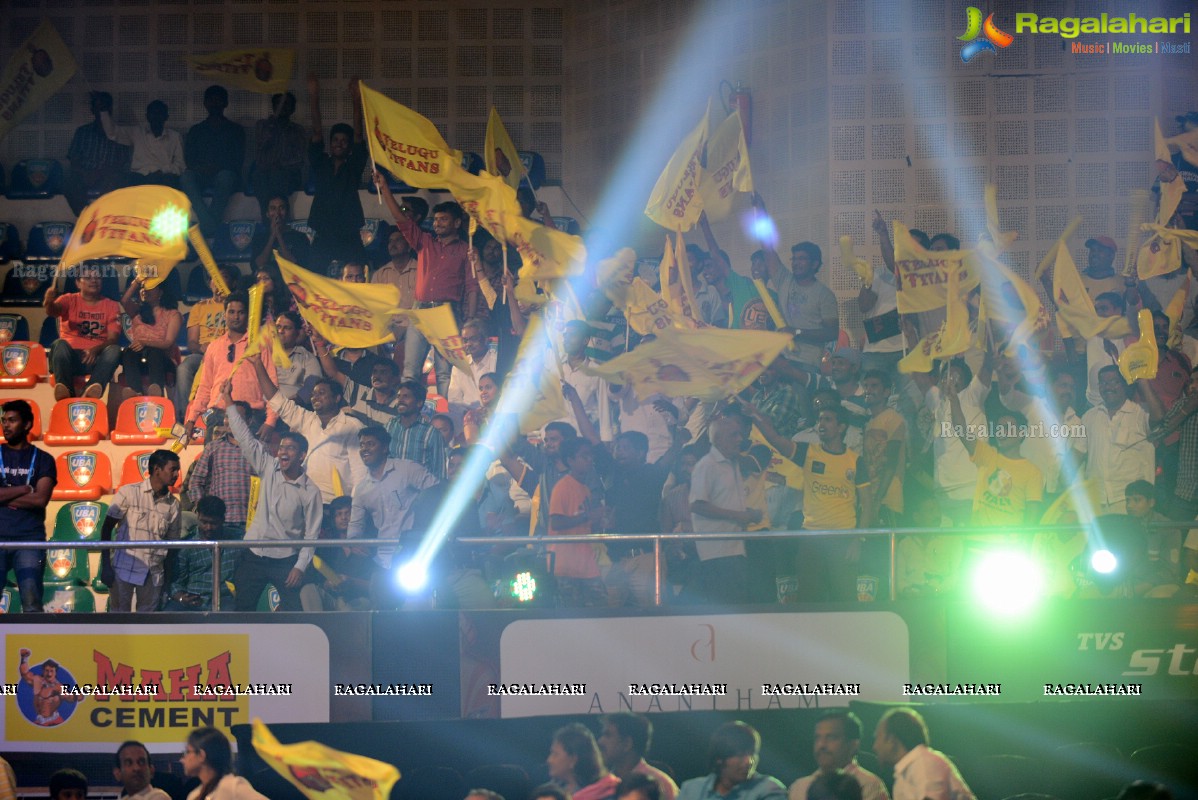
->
xmin=222 ymin=381 xmax=270 ymax=474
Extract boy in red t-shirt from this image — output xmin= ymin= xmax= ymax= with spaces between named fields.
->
xmin=43 ymin=265 xmax=123 ymax=400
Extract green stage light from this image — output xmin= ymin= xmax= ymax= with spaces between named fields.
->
xmin=510 ymin=571 xmax=537 ymax=603
xmin=972 ymin=550 xmax=1044 ymax=617
xmin=149 ymin=204 xmax=190 ymax=243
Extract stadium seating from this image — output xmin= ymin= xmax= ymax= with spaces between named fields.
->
xmin=365 ymin=170 xmax=412 ymax=195
xmin=0 ymin=222 xmax=21 ymax=261
xmin=0 ymin=396 xmax=43 ymax=441
xmin=550 ymin=216 xmax=582 ymax=235
xmin=52 ymin=450 xmax=113 ymax=501
xmin=0 ymin=586 xmax=17 ymax=613
xmin=24 ymin=222 xmax=72 ymax=262
xmin=289 ymin=219 xmax=315 ymax=243
xmin=360 ymin=218 xmax=391 ymax=265
xmin=6 ymin=159 xmax=64 ymax=199
xmin=118 ymin=449 xmax=182 ymax=490
xmin=42 ymin=584 xmax=96 ymax=612
xmin=0 ymin=312 xmax=30 ymax=341
xmin=518 ymin=151 xmax=546 ymax=189
xmin=44 ymin=397 xmax=110 ymax=446
xmin=211 ymin=220 xmax=260 ymax=263
xmin=111 ymin=395 xmax=174 ymax=445
xmin=0 ymin=342 xmax=47 ymax=388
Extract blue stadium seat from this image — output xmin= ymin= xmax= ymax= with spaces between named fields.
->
xmin=289 ymin=219 xmax=315 ymax=243
xmin=365 ymin=170 xmax=413 ymax=195
xmin=6 ymin=159 xmax=64 ymax=199
xmin=461 ymin=152 xmax=485 ymax=175
xmin=360 ymin=219 xmax=392 ymax=265
xmin=0 ymin=312 xmax=30 ymax=342
xmin=1 ymin=264 xmax=51 ymax=307
xmin=25 ymin=222 xmax=73 ymax=262
xmin=0 ymin=222 xmax=21 ymax=262
xmin=551 ymin=216 xmax=582 ymax=235
xmin=518 ymin=151 xmax=546 ymax=189
xmin=211 ymin=220 xmax=260 ymax=263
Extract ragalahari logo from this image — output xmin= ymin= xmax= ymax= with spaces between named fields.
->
xmin=958 ymin=7 xmax=1014 ymax=62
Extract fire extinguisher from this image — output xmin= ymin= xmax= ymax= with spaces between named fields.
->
xmin=720 ymin=80 xmax=752 ymax=146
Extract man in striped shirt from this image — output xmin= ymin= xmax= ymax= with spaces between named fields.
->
xmin=385 ymin=379 xmax=447 ymax=480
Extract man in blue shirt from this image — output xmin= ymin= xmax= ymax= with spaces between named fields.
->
xmin=678 ymin=722 xmax=786 ymax=800
xmin=0 ymin=400 xmax=57 ymax=612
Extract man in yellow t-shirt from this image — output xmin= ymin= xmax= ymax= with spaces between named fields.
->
xmin=944 ymin=380 xmax=1044 ymax=528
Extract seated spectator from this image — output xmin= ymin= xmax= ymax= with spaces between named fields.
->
xmin=808 ymin=773 xmax=862 ymax=800
xmin=1125 ymin=479 xmax=1179 ymax=569
xmin=301 ymin=495 xmax=373 ymax=611
xmin=181 ymin=727 xmax=269 ymax=800
xmin=530 ymin=787 xmax=569 ymax=800
xmin=462 ymin=373 xmax=500 ymax=445
xmin=272 ymin=311 xmax=320 ymax=402
xmin=677 ymin=721 xmax=786 ymax=800
xmin=181 ymin=86 xmax=245 ymax=236
xmin=120 ymin=276 xmax=183 ymax=401
xmin=112 ymin=740 xmax=171 ymax=800
xmin=102 ymin=100 xmax=184 ymax=189
xmin=49 ymin=769 xmax=88 ymax=800
xmin=64 ymin=91 xmax=130 ymax=215
xmin=431 ymin=413 xmax=461 ymax=448
xmin=44 ymin=263 xmax=123 ymax=401
xmin=598 ymin=713 xmax=678 ymax=800
xmin=163 ymin=496 xmax=235 ymax=612
xmin=448 ymin=319 xmax=498 ymax=423
xmin=546 ymin=723 xmax=620 ymax=800
xmin=252 ymin=193 xmax=311 ymax=272
xmin=871 ymin=708 xmax=974 ymax=800
xmin=617 ymin=774 xmax=663 ymax=800
xmin=789 ymin=711 xmax=885 ymax=800
xmin=251 ymin=91 xmax=306 ymax=219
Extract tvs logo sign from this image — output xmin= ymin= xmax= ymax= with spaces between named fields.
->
xmin=958 ymin=7 xmax=1014 ymax=62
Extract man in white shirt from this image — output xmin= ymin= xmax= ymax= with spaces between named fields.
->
xmin=873 ymin=708 xmax=975 ymax=800
xmin=925 ymin=356 xmax=993 ymax=526
xmin=102 ymin=100 xmax=184 ymax=188
xmin=789 ymin=711 xmax=888 ymax=800
xmin=557 ymin=320 xmax=603 ymax=435
xmin=1078 ymin=365 xmax=1155 ymax=513
xmin=446 ymin=318 xmax=497 ymax=424
xmin=113 ymin=741 xmax=170 ymax=800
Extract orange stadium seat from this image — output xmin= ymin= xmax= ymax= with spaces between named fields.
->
xmin=0 ymin=397 xmax=42 ymax=442
xmin=111 ymin=395 xmax=175 ymax=445
xmin=0 ymin=342 xmax=47 ymax=388
xmin=118 ymin=450 xmax=181 ymax=491
xmin=52 ymin=450 xmax=113 ymax=501
xmin=44 ymin=398 xmax=110 ymax=446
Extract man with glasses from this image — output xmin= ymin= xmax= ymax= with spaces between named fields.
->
xmin=446 ymin=318 xmax=496 ymax=424
xmin=183 ymin=291 xmax=278 ymax=444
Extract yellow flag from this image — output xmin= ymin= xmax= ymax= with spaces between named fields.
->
xmin=60 ymin=186 xmax=191 ymax=279
xmin=839 ymin=236 xmax=873 ymax=287
xmin=645 ymin=103 xmax=709 ymax=231
xmin=187 ymin=225 xmax=230 ymax=295
xmin=624 ymin=277 xmax=688 ymax=335
xmin=0 ymin=21 xmax=77 ymax=142
xmin=246 ymin=283 xmax=263 ymax=352
xmin=1052 ymin=241 xmax=1131 ymax=340
xmin=246 ymin=475 xmax=261 ymax=528
xmin=484 ymin=107 xmax=525 ymax=190
xmin=658 ymin=236 xmax=700 ymax=325
xmin=892 ymin=222 xmax=980 ymax=313
xmin=330 ymin=466 xmax=344 ymax=498
xmin=252 ymin=719 xmax=400 ymax=800
xmin=582 ymin=327 xmax=792 ymax=402
xmin=1165 ymin=127 xmax=1198 ymax=170
xmin=395 ymin=304 xmax=471 ymax=373
xmin=898 ymin=250 xmax=971 ymax=373
xmin=749 ymin=425 xmax=803 ymax=489
xmin=508 ymin=214 xmax=586 ymax=283
xmin=1137 ymin=224 xmax=1198 ymax=281
xmin=697 ymin=110 xmax=753 ymax=222
xmin=1119 ymin=309 xmax=1160 ymax=384
xmin=361 ymin=82 xmax=462 ymax=189
xmin=278 ymin=253 xmax=400 ymax=348
xmin=1165 ymin=277 xmax=1189 ymax=350
xmin=978 ymin=243 xmax=1048 ymax=355
xmin=1153 ymin=122 xmax=1186 ymax=224
xmin=1033 ymin=216 xmax=1082 ymax=281
xmin=497 ymin=313 xmax=568 ymax=434
xmin=751 ymin=278 xmax=787 ymax=329
xmin=596 ymin=248 xmax=638 ymax=308
xmin=185 ymin=49 xmax=294 ymax=95
xmin=444 ymin=166 xmax=523 ymax=242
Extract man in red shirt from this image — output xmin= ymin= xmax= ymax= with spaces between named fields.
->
xmin=373 ymin=170 xmax=478 ymax=397
xmin=43 ymin=264 xmax=123 ymax=400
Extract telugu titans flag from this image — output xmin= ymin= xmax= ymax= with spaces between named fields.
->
xmin=361 ymin=82 xmax=461 ymax=189
xmin=645 ymin=103 xmax=710 ymax=232
xmin=697 ymin=110 xmax=753 ymax=222
xmin=277 ymin=253 xmax=400 ymax=348
xmin=892 ymin=222 xmax=981 ymax=314
xmin=60 ymin=186 xmax=191 ymax=283
xmin=0 ymin=20 xmax=77 ymax=142
xmin=252 ymin=719 xmax=400 ymax=800
xmin=185 ymin=49 xmax=294 ymax=94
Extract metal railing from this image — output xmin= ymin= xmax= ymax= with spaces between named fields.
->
xmin=6 ymin=519 xmax=1194 ymax=612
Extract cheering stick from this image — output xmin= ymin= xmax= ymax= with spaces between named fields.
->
xmin=1123 ymin=189 xmax=1151 ymax=277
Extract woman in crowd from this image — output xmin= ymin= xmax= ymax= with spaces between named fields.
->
xmin=120 ymin=275 xmax=182 ymax=400
xmin=546 ymin=722 xmax=620 ymax=800
xmin=463 ymin=372 xmax=501 ymax=445
xmin=181 ymin=727 xmax=269 ymax=800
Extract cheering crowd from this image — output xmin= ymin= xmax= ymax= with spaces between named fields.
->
xmin=2 ymin=79 xmax=1198 ymax=612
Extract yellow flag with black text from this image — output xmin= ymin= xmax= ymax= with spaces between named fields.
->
xmin=395 ymin=304 xmax=472 ymax=373
xmin=898 ymin=249 xmax=971 ymax=374
xmin=697 ymin=110 xmax=752 ymax=222
xmin=185 ymin=49 xmax=294 ymax=94
xmin=361 ymin=82 xmax=461 ymax=189
xmin=485 ymin=107 xmax=525 ymax=190
xmin=1119 ymin=309 xmax=1159 ymax=384
xmin=60 ymin=186 xmax=191 ymax=279
xmin=1137 ymin=224 xmax=1198 ymax=281
xmin=0 ymin=20 xmax=77 ymax=142
xmin=645 ymin=103 xmax=709 ymax=232
xmin=892 ymin=222 xmax=980 ymax=313
xmin=1052 ymin=241 xmax=1130 ymax=340
xmin=277 ymin=253 xmax=399 ymax=348
xmin=252 ymin=719 xmax=400 ymax=800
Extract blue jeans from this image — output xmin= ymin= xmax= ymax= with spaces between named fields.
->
xmin=174 ymin=352 xmax=204 ymax=420
xmin=181 ymin=169 xmax=240 ymax=236
xmin=49 ymin=340 xmax=121 ymax=396
xmin=403 ymin=319 xmax=451 ymax=397
xmin=0 ymin=545 xmax=45 ymax=612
